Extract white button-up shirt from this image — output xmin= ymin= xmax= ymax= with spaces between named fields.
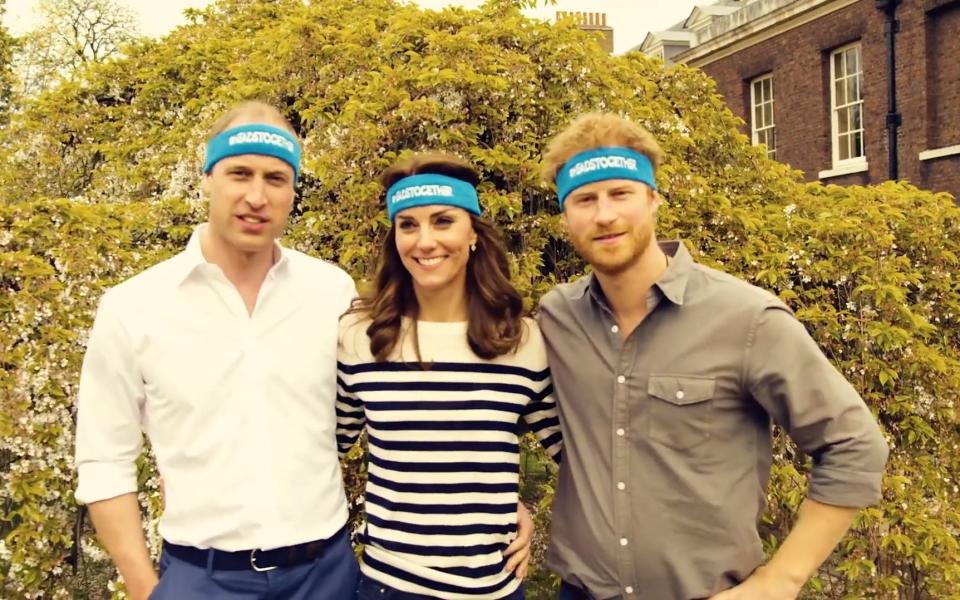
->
xmin=75 ymin=227 xmax=357 ymax=551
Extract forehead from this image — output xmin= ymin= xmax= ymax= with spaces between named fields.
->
xmin=395 ymin=205 xmax=468 ymax=220
xmin=569 ymin=178 xmax=647 ymax=196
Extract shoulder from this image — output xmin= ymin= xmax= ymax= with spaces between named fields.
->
xmin=100 ymin=253 xmax=185 ymax=311
xmin=497 ymin=317 xmax=548 ymax=371
xmin=689 ymin=262 xmax=788 ymax=314
xmin=284 ymin=248 xmax=355 ymax=290
xmin=519 ymin=316 xmax=545 ymax=347
xmin=538 ymin=275 xmax=590 ymax=315
xmin=337 ymin=310 xmax=374 ymax=363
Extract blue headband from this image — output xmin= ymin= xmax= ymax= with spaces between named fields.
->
xmin=203 ymin=124 xmax=301 ymax=180
xmin=555 ymin=147 xmax=657 ymax=208
xmin=386 ymin=174 xmax=481 ymax=221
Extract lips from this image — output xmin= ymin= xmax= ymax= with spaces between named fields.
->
xmin=416 ymin=256 xmax=447 ymax=266
xmin=593 ymin=232 xmax=625 ymax=242
xmin=235 ymin=214 xmax=269 ymax=234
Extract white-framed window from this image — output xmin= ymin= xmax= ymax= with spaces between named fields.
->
xmin=750 ymin=74 xmax=776 ymax=159
xmin=829 ymin=43 xmax=865 ymax=167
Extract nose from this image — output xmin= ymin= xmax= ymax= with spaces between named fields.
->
xmin=594 ymin=194 xmax=617 ymax=225
xmin=244 ymin=178 xmax=268 ymax=209
xmin=416 ymin=226 xmax=438 ymax=251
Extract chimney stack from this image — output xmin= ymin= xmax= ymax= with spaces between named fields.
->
xmin=556 ymin=11 xmax=614 ymax=54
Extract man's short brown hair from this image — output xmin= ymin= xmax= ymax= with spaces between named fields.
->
xmin=540 ymin=113 xmax=663 ymax=184
xmin=207 ymin=101 xmax=297 ymax=140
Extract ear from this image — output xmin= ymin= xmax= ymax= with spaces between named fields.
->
xmin=650 ymin=189 xmax=662 ymax=212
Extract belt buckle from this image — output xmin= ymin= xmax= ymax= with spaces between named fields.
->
xmin=250 ymin=548 xmax=278 ymax=572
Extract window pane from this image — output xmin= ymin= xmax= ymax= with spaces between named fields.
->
xmin=846 ymin=76 xmax=859 ymax=104
xmin=835 ymin=79 xmax=846 ymax=106
xmin=764 ymin=78 xmax=773 ymax=101
xmin=853 ymin=105 xmax=862 ymax=131
xmin=769 ymin=129 xmax=777 ymax=153
xmin=752 ymin=80 xmax=761 ymax=103
xmin=837 ymin=107 xmax=849 ymax=134
xmin=834 ymin=52 xmax=844 ymax=77
xmin=764 ymin=103 xmax=772 ymax=126
xmin=846 ymin=47 xmax=859 ymax=76
xmin=839 ymin=133 xmax=851 ymax=160
xmin=854 ymin=131 xmax=863 ymax=158
xmin=755 ymin=105 xmax=763 ymax=128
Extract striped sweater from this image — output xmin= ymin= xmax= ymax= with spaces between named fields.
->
xmin=336 ymin=314 xmax=562 ymax=600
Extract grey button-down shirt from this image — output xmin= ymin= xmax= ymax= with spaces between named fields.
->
xmin=538 ymin=240 xmax=888 ymax=600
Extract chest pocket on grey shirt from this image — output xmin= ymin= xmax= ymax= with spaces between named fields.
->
xmin=647 ymin=374 xmax=716 ymax=451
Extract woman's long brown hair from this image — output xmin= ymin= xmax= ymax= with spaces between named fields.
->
xmin=351 ymin=152 xmax=524 ymax=363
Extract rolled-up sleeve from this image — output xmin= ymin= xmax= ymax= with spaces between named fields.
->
xmin=745 ymin=305 xmax=889 ymax=507
xmin=75 ymin=291 xmax=146 ymax=504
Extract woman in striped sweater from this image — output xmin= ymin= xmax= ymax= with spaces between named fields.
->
xmin=336 ymin=152 xmax=562 ymax=600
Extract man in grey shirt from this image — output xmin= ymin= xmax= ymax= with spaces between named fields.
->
xmin=536 ymin=113 xmax=888 ymax=600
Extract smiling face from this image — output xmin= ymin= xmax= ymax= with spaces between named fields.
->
xmin=394 ymin=205 xmax=478 ymax=298
xmin=563 ymin=178 xmax=659 ymax=276
xmin=202 ymin=153 xmax=295 ymax=260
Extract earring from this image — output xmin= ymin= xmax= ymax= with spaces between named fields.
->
xmin=470 ymin=242 xmax=477 ymax=252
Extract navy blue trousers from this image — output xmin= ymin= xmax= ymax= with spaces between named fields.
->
xmin=558 ymin=581 xmax=594 ymax=600
xmin=149 ymin=528 xmax=359 ymax=599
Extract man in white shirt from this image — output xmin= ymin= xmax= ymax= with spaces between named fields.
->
xmin=74 ymin=102 xmax=360 ymax=599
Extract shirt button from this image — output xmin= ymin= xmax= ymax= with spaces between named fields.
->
xmin=620 ymin=537 xmax=629 ymax=546
xmin=617 ymin=482 xmax=626 ymax=490
xmin=611 ymin=325 xmax=619 ymax=334
xmin=616 ymin=428 xmax=625 ymax=437
xmin=617 ymin=375 xmax=626 ymax=384
xmin=625 ymin=587 xmax=635 ymax=594
xmin=676 ymin=390 xmax=685 ymax=400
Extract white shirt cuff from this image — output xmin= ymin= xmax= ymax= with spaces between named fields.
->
xmin=75 ymin=461 xmax=139 ymax=505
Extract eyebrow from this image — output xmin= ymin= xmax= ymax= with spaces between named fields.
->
xmin=397 ymin=209 xmax=455 ymax=221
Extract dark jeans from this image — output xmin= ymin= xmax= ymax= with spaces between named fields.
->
xmin=559 ymin=581 xmax=595 ymax=600
xmin=356 ymin=573 xmax=525 ymax=600
xmin=149 ymin=528 xmax=359 ymax=600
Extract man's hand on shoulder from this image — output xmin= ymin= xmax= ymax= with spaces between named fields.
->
xmin=708 ymin=565 xmax=802 ymax=600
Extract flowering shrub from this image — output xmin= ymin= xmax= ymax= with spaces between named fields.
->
xmin=1 ymin=0 xmax=958 ymax=598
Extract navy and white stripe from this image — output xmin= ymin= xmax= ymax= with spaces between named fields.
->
xmin=336 ymin=316 xmax=562 ymax=600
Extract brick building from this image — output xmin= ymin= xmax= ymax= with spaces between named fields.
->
xmin=637 ymin=0 xmax=960 ymax=199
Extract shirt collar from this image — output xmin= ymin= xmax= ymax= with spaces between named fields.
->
xmin=172 ymin=224 xmax=290 ymax=286
xmin=581 ymin=239 xmax=693 ymax=307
